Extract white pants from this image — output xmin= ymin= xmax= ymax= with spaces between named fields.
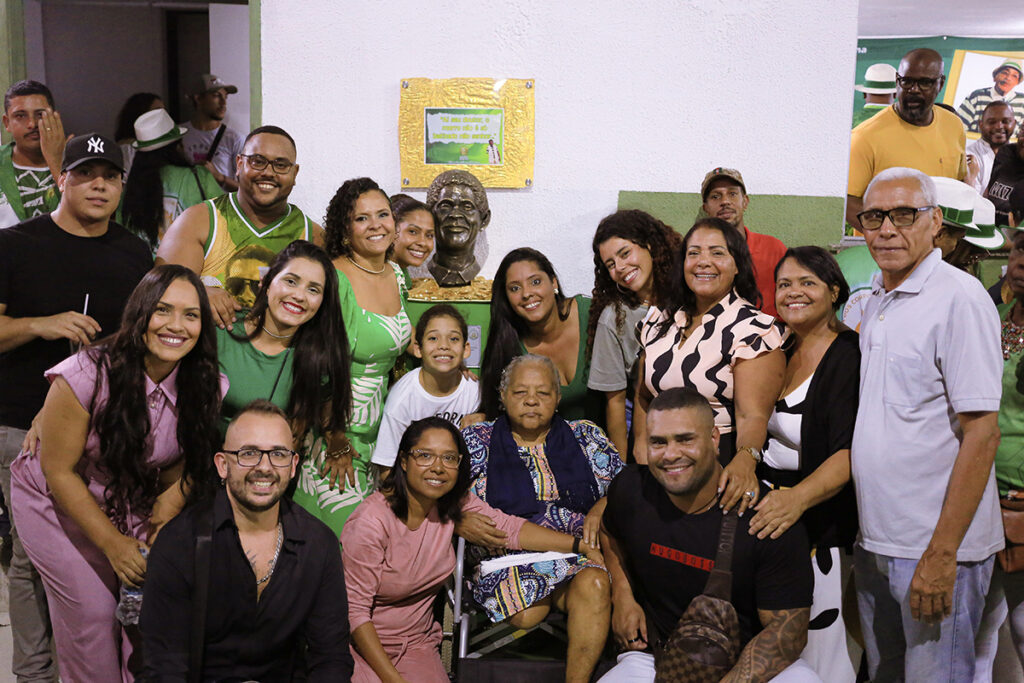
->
xmin=597 ymin=651 xmax=823 ymax=682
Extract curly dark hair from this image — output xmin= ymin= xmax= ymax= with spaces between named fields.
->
xmin=654 ymin=218 xmax=759 ymax=341
xmin=480 ymin=248 xmax=570 ymax=419
xmin=587 ymin=209 xmax=681 ymax=359
xmin=86 ymin=265 xmax=222 ymax=528
xmin=381 ymin=417 xmax=473 ymax=523
xmin=237 ymin=240 xmax=352 ymax=443
xmin=323 ymin=177 xmax=391 ymax=259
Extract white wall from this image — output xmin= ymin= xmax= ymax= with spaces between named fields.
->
xmin=261 ymin=0 xmax=859 ymax=295
xmin=209 ymin=3 xmax=250 ymax=135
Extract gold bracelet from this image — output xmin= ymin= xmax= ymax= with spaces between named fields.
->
xmin=325 ymin=443 xmax=352 ymax=460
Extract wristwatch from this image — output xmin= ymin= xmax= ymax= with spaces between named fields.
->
xmin=739 ymin=446 xmax=764 ymax=464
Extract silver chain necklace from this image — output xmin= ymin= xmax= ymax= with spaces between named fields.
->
xmin=255 ymin=522 xmax=284 ymax=587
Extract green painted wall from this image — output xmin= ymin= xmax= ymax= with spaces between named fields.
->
xmin=1 ymin=0 xmax=27 ymax=145
xmin=617 ymin=191 xmax=846 ymax=248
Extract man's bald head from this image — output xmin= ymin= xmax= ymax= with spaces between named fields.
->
xmin=895 ymin=48 xmax=945 ymax=126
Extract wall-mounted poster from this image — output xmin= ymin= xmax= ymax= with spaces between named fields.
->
xmin=399 ymin=78 xmax=534 ymax=188
xmin=852 ymin=36 xmax=1024 ymax=140
xmin=424 ymin=108 xmax=504 ymax=165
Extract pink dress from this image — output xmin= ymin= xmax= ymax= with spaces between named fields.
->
xmin=341 ymin=491 xmax=525 ymax=682
xmin=10 ymin=351 xmax=227 ymax=683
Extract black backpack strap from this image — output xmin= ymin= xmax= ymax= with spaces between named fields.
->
xmin=703 ymin=510 xmax=739 ymax=601
xmin=206 ymin=124 xmax=227 ymax=161
xmin=190 ymin=166 xmax=208 ymax=201
xmin=188 ymin=503 xmax=214 ymax=683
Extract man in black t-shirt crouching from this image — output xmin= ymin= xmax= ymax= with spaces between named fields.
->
xmin=598 ymin=388 xmax=820 ymax=682
xmin=0 ymin=133 xmax=152 ymax=681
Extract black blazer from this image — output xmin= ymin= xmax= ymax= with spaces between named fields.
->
xmin=798 ymin=328 xmax=860 ymax=549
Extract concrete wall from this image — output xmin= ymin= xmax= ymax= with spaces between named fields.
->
xmin=33 ymin=2 xmax=167 ymax=138
xmin=209 ymin=3 xmax=250 ymax=136
xmin=261 ymin=0 xmax=860 ymax=295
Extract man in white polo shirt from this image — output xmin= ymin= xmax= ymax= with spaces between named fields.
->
xmin=851 ymin=167 xmax=1003 ymax=682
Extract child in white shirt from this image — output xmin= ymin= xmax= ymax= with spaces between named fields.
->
xmin=372 ymin=304 xmax=480 ymax=467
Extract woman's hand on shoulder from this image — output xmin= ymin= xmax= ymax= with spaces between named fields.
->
xmin=747 ymin=488 xmax=809 ymax=540
xmin=717 ymin=450 xmax=759 ymax=515
xmin=460 ymin=412 xmax=486 ymax=429
xmin=455 ymin=511 xmax=508 ymax=548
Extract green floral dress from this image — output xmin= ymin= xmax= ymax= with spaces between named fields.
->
xmin=293 ymin=263 xmax=411 ymax=536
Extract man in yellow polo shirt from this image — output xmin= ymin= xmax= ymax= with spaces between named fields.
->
xmin=846 ymin=48 xmax=966 ymax=231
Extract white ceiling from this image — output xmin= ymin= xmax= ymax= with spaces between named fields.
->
xmin=859 ymin=0 xmax=1024 ymax=37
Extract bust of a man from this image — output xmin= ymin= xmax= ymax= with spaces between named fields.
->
xmin=425 ymin=170 xmax=491 ymax=287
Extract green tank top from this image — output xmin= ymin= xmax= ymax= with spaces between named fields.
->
xmin=200 ymin=192 xmax=312 ymax=306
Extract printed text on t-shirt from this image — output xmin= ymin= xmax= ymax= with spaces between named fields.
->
xmin=650 ymin=543 xmax=714 ymax=572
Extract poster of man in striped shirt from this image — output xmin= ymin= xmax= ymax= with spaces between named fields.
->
xmin=957 ymin=58 xmax=1024 ymax=133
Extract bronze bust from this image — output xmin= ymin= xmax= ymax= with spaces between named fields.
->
xmin=425 ymin=170 xmax=491 ymax=287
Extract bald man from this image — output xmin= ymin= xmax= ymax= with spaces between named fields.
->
xmin=846 ymin=48 xmax=967 ymax=230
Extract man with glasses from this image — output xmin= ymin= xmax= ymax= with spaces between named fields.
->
xmin=851 ymin=167 xmax=1002 ymax=681
xmin=157 ymin=125 xmax=323 ymax=328
xmin=846 ymin=48 xmax=967 ymax=231
xmin=141 ymin=399 xmax=353 ymax=681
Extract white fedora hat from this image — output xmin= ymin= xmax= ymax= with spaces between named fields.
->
xmin=965 ymin=193 xmax=1005 ymax=250
xmin=132 ymin=108 xmax=187 ymax=151
xmin=855 ymin=63 xmax=897 ymax=95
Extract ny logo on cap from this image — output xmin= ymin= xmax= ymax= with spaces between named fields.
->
xmin=87 ymin=137 xmax=104 ymax=154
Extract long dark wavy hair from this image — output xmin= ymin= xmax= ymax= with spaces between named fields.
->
xmin=480 ymin=248 xmax=570 ymax=419
xmin=659 ymin=218 xmax=760 ymax=333
xmin=87 ymin=265 xmax=221 ymax=529
xmin=114 ymin=92 xmax=161 ymax=142
xmin=588 ymin=209 xmax=681 ymax=358
xmin=239 ymin=240 xmax=351 ymax=439
xmin=323 ymin=177 xmax=392 ymax=259
xmin=121 ymin=141 xmax=191 ymax=247
xmin=382 ymin=417 xmax=472 ymax=523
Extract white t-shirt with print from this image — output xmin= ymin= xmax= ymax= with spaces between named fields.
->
xmin=371 ymin=368 xmax=481 ymax=467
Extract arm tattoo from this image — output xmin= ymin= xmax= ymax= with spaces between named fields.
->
xmin=726 ymin=607 xmax=809 ymax=683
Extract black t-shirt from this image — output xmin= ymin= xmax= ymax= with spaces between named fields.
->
xmin=603 ymin=466 xmax=813 ymax=648
xmin=987 ymin=143 xmax=1024 ymax=226
xmin=0 ymin=214 xmax=152 ymax=429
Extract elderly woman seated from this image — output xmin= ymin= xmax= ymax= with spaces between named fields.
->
xmin=459 ymin=354 xmax=624 ymax=683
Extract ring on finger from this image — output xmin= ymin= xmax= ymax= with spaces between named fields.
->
xmin=744 ymin=490 xmax=756 ymax=498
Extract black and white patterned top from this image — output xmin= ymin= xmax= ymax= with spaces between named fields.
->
xmin=639 ymin=290 xmax=785 ymax=433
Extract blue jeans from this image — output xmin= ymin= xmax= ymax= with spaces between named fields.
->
xmin=854 ymin=544 xmax=994 ymax=682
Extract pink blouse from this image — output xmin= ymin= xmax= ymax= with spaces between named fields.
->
xmin=341 ymin=491 xmax=524 ymax=648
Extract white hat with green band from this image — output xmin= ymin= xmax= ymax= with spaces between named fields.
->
xmin=132 ymin=108 xmax=187 ymax=151
xmin=855 ymin=63 xmax=898 ymax=94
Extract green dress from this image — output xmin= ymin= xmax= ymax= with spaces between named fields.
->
xmin=517 ymin=295 xmax=599 ymax=421
xmin=215 ymin=319 xmax=294 ymax=437
xmin=293 ymin=263 xmax=412 ymax=536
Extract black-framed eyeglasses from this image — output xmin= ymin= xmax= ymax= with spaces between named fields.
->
xmin=222 ymin=448 xmax=296 ymax=468
xmin=240 ymin=153 xmax=294 ymax=174
xmin=408 ymin=450 xmax=462 ymax=469
xmin=856 ymin=206 xmax=936 ymax=232
xmin=895 ymin=74 xmax=940 ymax=91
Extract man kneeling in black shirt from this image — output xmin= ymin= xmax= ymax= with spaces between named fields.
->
xmin=598 ymin=388 xmax=820 ymax=682
xmin=140 ymin=400 xmax=353 ymax=681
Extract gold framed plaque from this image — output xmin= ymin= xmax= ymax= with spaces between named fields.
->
xmin=398 ymin=77 xmax=535 ymax=189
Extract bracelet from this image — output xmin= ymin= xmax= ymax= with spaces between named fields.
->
xmin=325 ymin=443 xmax=352 ymax=460
xmin=572 ymin=537 xmax=581 ymax=554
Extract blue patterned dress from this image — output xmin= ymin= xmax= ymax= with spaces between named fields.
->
xmin=461 ymin=419 xmax=623 ymax=622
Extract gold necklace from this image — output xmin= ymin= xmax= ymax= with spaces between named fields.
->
xmin=346 ymin=255 xmax=386 ymax=275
